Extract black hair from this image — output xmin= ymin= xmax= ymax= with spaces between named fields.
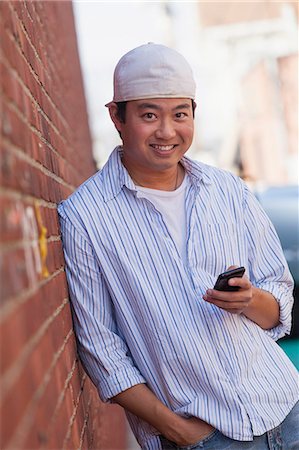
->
xmin=115 ymin=101 xmax=127 ymax=123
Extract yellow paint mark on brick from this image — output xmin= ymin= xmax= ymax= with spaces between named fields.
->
xmin=35 ymin=202 xmax=50 ymax=278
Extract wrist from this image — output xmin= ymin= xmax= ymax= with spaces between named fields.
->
xmin=154 ymin=406 xmax=186 ymax=442
xmin=242 ymin=286 xmax=279 ymax=329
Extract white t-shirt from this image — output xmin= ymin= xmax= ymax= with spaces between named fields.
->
xmin=135 ymin=174 xmax=189 ymax=261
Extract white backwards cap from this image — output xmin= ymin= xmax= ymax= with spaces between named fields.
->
xmin=105 ymin=43 xmax=196 ymax=106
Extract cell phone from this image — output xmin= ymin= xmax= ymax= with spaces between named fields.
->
xmin=213 ymin=267 xmax=245 ymax=291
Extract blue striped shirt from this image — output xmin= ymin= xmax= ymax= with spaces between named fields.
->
xmin=58 ymin=147 xmax=298 ymax=450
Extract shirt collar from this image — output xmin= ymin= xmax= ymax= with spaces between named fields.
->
xmin=180 ymin=154 xmax=213 ymax=187
xmin=102 ymin=146 xmax=212 ymax=202
xmin=102 ymin=146 xmax=136 ymax=202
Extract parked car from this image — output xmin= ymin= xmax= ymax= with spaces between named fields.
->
xmin=254 ymin=185 xmax=299 ymax=338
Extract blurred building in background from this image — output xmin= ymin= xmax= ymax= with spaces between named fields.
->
xmin=75 ymin=1 xmax=298 ymax=187
xmin=170 ymin=1 xmax=298 ymax=186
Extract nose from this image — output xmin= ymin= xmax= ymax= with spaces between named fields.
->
xmin=155 ymin=119 xmax=176 ymax=140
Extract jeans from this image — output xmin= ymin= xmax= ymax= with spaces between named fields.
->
xmin=159 ymin=401 xmax=299 ymax=449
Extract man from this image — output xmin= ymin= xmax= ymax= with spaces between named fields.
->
xmin=58 ymin=43 xmax=298 ymax=449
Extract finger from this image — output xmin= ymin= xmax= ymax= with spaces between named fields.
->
xmin=203 ymin=291 xmax=252 ymax=305
xmin=204 ymin=296 xmax=250 ymax=308
xmin=204 ymin=298 xmax=250 ymax=313
xmin=205 ymin=288 xmax=250 ymax=301
xmin=226 ymin=265 xmax=239 ymax=271
xmin=228 ymin=275 xmax=250 ymax=289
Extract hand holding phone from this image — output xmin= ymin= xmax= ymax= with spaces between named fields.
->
xmin=213 ymin=267 xmax=245 ymax=291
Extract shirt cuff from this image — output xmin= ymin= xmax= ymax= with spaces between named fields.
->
xmin=257 ymin=281 xmax=294 ymax=340
xmin=97 ymin=365 xmax=147 ymax=403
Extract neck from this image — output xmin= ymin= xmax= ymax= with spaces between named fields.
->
xmin=126 ymin=163 xmax=184 ymax=191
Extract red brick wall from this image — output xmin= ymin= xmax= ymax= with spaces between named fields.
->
xmin=0 ymin=1 xmax=126 ymax=449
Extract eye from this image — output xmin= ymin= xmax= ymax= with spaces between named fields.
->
xmin=175 ymin=112 xmax=188 ymax=119
xmin=142 ymin=112 xmax=157 ymax=121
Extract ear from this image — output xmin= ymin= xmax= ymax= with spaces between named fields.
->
xmin=108 ymin=103 xmax=122 ymax=133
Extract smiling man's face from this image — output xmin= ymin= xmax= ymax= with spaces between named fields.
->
xmin=111 ymin=98 xmax=194 ymax=182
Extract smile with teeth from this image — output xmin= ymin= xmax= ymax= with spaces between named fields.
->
xmin=151 ymin=144 xmax=176 ymax=151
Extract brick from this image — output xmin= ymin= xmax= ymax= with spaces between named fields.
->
xmin=0 ymin=195 xmax=59 ymax=244
xmin=100 ymin=404 xmax=128 ymax=450
xmin=1 ymin=142 xmax=73 ymax=202
xmin=40 ymin=206 xmax=61 ymax=237
xmin=46 ymin=365 xmax=86 ymax=450
xmin=6 ymin=2 xmax=50 ymax=94
xmin=0 ymin=307 xmax=74 ymax=446
xmin=4 ymin=114 xmax=53 ymax=188
xmin=21 ymin=343 xmax=79 ymax=449
xmin=0 ymin=246 xmax=32 ymax=301
xmin=0 ymin=271 xmax=68 ymax=371
xmin=1 ymin=32 xmax=69 ymax=152
xmin=1 ymin=98 xmax=80 ymax=186
xmin=0 ymin=196 xmax=28 ymax=243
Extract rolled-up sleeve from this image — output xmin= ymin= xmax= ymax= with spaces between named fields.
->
xmin=58 ymin=202 xmax=146 ymax=402
xmin=243 ymin=185 xmax=294 ymax=340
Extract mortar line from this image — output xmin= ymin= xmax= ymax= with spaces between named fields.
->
xmin=0 ymin=234 xmax=61 ymax=252
xmin=2 ymin=53 xmax=68 ymax=143
xmin=2 ymin=134 xmax=76 ymax=191
xmin=6 ymin=328 xmax=74 ymax=450
xmin=0 ymin=267 xmax=65 ymax=323
xmin=2 ymin=95 xmax=91 ymax=185
xmin=1 ymin=297 xmax=70 ymax=397
xmin=62 ymin=374 xmax=87 ymax=450
xmin=5 ymin=3 xmax=70 ymax=131
xmin=2 ymin=97 xmax=75 ymax=181
xmin=0 ymin=187 xmax=59 ymax=208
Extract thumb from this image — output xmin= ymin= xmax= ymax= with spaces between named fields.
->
xmin=226 ymin=265 xmax=239 ymax=271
